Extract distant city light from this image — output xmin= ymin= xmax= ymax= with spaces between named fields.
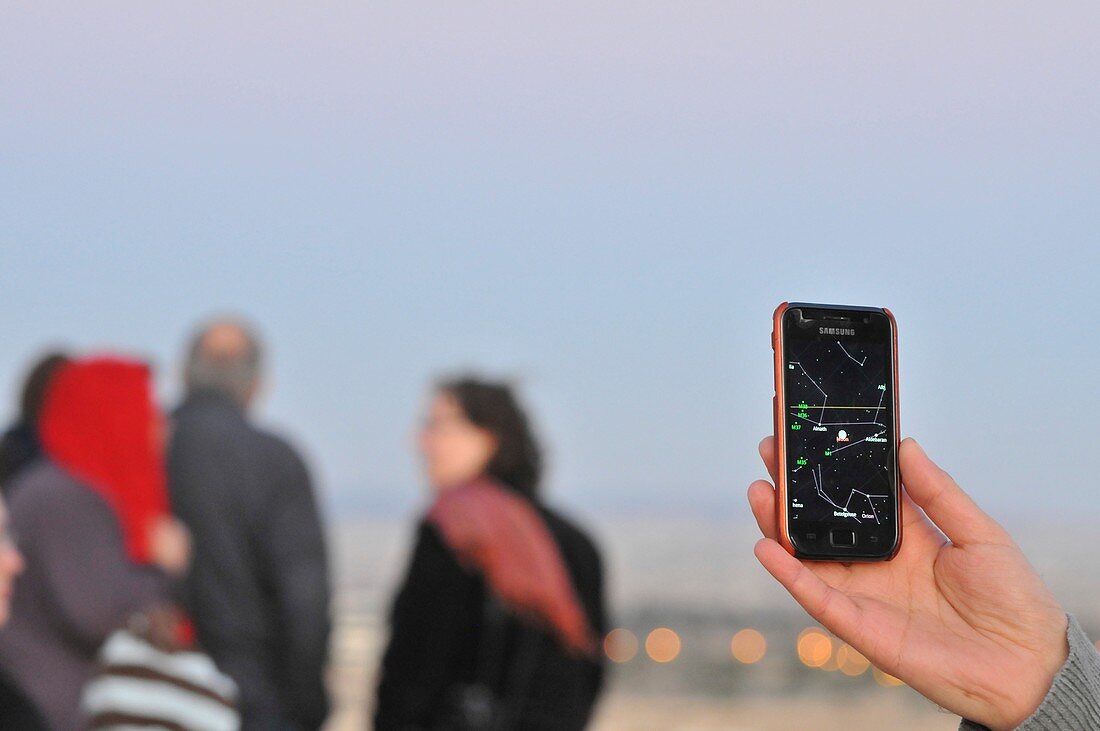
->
xmin=730 ymin=628 xmax=767 ymax=664
xmin=604 ymin=628 xmax=639 ymax=663
xmin=873 ymin=667 xmax=905 ymax=687
xmin=819 ymin=648 xmax=842 ymax=672
xmin=645 ymin=627 xmax=682 ymax=663
xmin=796 ymin=628 xmax=832 ymax=668
xmin=836 ymin=643 xmax=870 ymax=676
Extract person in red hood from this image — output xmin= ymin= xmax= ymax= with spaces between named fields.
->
xmin=374 ymin=376 xmax=606 ymax=731
xmin=0 ymin=357 xmax=191 ymax=731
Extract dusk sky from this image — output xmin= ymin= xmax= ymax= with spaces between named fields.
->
xmin=2 ymin=3 xmax=1097 ymax=523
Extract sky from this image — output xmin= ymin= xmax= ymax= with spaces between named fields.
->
xmin=1 ymin=2 xmax=1098 ymax=524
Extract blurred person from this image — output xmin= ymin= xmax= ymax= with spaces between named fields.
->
xmin=0 ymin=494 xmax=46 ymax=729
xmin=168 ymin=318 xmax=331 ymax=731
xmin=0 ymin=351 xmax=68 ymax=493
xmin=0 ymin=357 xmax=191 ymax=730
xmin=748 ymin=436 xmax=1100 ymax=731
xmin=374 ymin=377 xmax=606 ymax=731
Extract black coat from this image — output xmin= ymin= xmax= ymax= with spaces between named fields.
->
xmin=0 ymin=666 xmax=47 ymax=729
xmin=168 ymin=392 xmax=332 ymax=731
xmin=374 ymin=507 xmax=606 ymax=731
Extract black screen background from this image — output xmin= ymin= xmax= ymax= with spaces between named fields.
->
xmin=783 ymin=322 xmax=897 ymax=534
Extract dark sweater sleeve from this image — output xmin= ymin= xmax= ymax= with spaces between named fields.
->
xmin=33 ymin=484 xmax=172 ymax=651
xmin=374 ymin=522 xmax=479 ymax=730
xmin=960 ymin=615 xmax=1100 ymax=731
xmin=254 ymin=443 xmax=332 ymax=730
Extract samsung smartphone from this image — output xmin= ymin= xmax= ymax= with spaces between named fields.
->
xmin=772 ymin=302 xmax=901 ymax=561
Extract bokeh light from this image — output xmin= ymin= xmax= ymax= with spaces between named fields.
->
xmin=796 ymin=628 xmax=833 ymax=668
xmin=836 ymin=643 xmax=871 ymax=676
xmin=819 ymin=648 xmax=842 ymax=672
xmin=603 ymin=628 xmax=639 ymax=664
xmin=645 ymin=627 xmax=682 ymax=663
xmin=873 ymin=667 xmax=905 ymax=687
xmin=730 ymin=628 xmax=767 ymax=664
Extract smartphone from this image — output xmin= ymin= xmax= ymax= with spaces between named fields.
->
xmin=772 ymin=302 xmax=901 ymax=561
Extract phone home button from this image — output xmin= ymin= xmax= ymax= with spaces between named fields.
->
xmin=830 ymin=529 xmax=857 ymax=547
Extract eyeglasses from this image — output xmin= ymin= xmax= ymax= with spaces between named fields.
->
xmin=422 ymin=415 xmax=477 ymax=434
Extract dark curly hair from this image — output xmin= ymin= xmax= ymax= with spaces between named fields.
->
xmin=437 ymin=376 xmax=543 ymax=500
xmin=20 ymin=351 xmax=70 ymax=423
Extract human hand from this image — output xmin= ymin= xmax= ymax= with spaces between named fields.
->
xmin=129 ymin=604 xmax=191 ymax=652
xmin=149 ymin=516 xmax=192 ymax=578
xmin=748 ymin=437 xmax=1067 ymax=730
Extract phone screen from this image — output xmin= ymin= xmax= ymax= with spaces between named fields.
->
xmin=781 ymin=306 xmax=898 ymax=556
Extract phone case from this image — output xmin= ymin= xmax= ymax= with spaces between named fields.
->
xmin=771 ymin=302 xmax=902 ymax=561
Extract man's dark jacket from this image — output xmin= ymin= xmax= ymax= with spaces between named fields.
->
xmin=168 ymin=391 xmax=331 ymax=731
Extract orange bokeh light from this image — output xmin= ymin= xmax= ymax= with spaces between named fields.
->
xmin=836 ymin=643 xmax=871 ymax=676
xmin=796 ymin=628 xmax=832 ymax=668
xmin=645 ymin=627 xmax=682 ymax=663
xmin=873 ymin=667 xmax=905 ymax=687
xmin=603 ymin=628 xmax=639 ymax=664
xmin=730 ymin=628 xmax=767 ymax=664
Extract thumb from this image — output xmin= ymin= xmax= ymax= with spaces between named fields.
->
xmin=754 ymin=538 xmax=861 ymax=638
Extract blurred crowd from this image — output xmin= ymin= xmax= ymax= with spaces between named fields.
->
xmin=0 ymin=318 xmax=606 ymax=731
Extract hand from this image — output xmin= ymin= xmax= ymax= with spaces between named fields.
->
xmin=130 ymin=604 xmax=190 ymax=652
xmin=149 ymin=516 xmax=191 ymax=578
xmin=748 ymin=437 xmax=1068 ymax=730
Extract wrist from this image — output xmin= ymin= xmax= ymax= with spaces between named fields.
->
xmin=990 ymin=615 xmax=1071 ymax=730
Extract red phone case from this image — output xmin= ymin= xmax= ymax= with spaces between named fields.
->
xmin=771 ymin=302 xmax=902 ymax=560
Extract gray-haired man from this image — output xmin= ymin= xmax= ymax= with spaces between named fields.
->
xmin=168 ymin=319 xmax=331 ymax=731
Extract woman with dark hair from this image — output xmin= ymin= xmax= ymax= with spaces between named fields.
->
xmin=0 ymin=351 xmax=69 ymax=493
xmin=0 ymin=357 xmax=192 ymax=730
xmin=374 ymin=377 xmax=607 ymax=730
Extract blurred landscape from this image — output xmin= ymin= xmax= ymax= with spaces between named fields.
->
xmin=323 ymin=511 xmax=1100 ymax=730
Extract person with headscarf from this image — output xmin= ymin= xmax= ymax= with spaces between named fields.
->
xmin=0 ymin=351 xmax=68 ymax=494
xmin=0 ymin=357 xmax=191 ymax=730
xmin=374 ymin=376 xmax=606 ymax=731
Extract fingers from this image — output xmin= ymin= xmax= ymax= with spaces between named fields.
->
xmin=747 ymin=480 xmax=778 ymax=540
xmin=749 ymin=436 xmax=779 ymax=541
xmin=753 ymin=538 xmax=862 ymax=636
xmin=758 ymin=436 xmax=778 ymax=483
xmin=899 ymin=438 xmax=1008 ymax=546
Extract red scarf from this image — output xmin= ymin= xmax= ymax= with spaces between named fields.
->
xmin=38 ymin=357 xmax=168 ymax=565
xmin=428 ymin=479 xmax=597 ymax=658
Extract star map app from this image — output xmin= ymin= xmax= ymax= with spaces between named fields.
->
xmin=784 ymin=335 xmax=896 ymax=528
